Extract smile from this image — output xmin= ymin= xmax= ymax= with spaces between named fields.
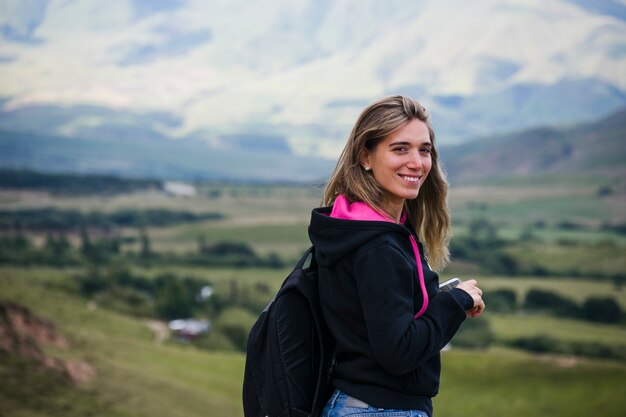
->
xmin=400 ymin=175 xmax=420 ymax=183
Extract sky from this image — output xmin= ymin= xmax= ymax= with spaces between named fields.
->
xmin=1 ymin=0 xmax=625 ymax=157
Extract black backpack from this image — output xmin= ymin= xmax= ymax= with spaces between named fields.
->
xmin=243 ymin=246 xmax=334 ymax=417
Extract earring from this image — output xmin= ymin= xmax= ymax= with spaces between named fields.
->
xmin=364 ymin=166 xmax=371 ymax=172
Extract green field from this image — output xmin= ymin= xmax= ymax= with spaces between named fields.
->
xmin=475 ymin=276 xmax=626 ymax=308
xmin=435 ymin=348 xmax=626 ymax=417
xmin=1 ymin=179 xmax=626 ymax=416
xmin=2 ymin=268 xmax=626 ymax=417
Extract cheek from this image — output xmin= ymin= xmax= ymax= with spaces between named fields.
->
xmin=424 ymin=157 xmax=433 ymax=175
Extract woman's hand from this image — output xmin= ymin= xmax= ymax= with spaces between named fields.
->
xmin=457 ymin=279 xmax=485 ymax=318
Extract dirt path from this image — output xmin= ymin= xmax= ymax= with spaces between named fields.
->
xmin=145 ymin=320 xmax=170 ymax=344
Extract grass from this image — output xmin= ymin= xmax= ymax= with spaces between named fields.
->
xmin=508 ymin=241 xmax=626 ymax=277
xmin=2 ymin=267 xmax=626 ymax=417
xmin=2 ymin=180 xmax=626 ymax=417
xmin=153 ymin=221 xmax=311 ymax=257
xmin=135 ymin=264 xmax=291 ymax=287
xmin=488 ymin=314 xmax=626 ymax=345
xmin=435 ymin=348 xmax=626 ymax=417
xmin=0 ymin=268 xmax=246 ymax=417
xmin=474 ymin=275 xmax=626 ymax=308
xmin=450 ymin=183 xmax=625 ymax=225
xmin=491 ymin=225 xmax=626 ymax=245
xmin=6 ymin=181 xmax=626 ymax=266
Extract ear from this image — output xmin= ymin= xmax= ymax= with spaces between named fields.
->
xmin=359 ymin=150 xmax=371 ymax=171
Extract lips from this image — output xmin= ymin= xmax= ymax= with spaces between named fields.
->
xmin=399 ymin=174 xmax=421 ymax=183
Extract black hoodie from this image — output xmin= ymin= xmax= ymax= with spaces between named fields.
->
xmin=308 ymin=196 xmax=472 ymax=416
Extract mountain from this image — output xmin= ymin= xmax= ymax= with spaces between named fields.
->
xmin=0 ymin=0 xmax=625 ymax=158
xmin=1 ymin=106 xmax=622 ymax=183
xmin=440 ymin=106 xmax=626 ymax=185
xmin=0 ymin=128 xmax=334 ymax=182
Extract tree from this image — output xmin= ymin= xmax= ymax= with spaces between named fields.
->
xmin=523 ymin=289 xmax=581 ymax=318
xmin=451 ymin=316 xmax=494 ymax=349
xmin=215 ymin=307 xmax=257 ymax=351
xmin=80 ymin=223 xmax=93 ymax=258
xmin=44 ymin=233 xmax=71 ymax=257
xmin=139 ymin=226 xmax=151 ymax=259
xmin=155 ymin=278 xmax=194 ymax=320
xmin=484 ymin=289 xmax=517 ymax=313
xmin=582 ymin=297 xmax=622 ymax=324
xmin=468 ymin=218 xmax=498 ymax=244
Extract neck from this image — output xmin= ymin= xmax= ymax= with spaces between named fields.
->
xmin=381 ymin=202 xmax=403 ymax=223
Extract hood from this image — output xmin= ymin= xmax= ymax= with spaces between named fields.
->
xmin=308 ymin=195 xmax=406 ymax=266
xmin=308 ymin=195 xmax=429 ymax=318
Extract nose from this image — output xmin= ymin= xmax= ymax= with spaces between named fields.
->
xmin=406 ymin=150 xmax=422 ymax=170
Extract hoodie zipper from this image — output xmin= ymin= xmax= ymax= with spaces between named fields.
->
xmin=409 ymin=234 xmax=429 ymax=319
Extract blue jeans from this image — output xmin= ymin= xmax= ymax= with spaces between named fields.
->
xmin=322 ymin=389 xmax=429 ymax=417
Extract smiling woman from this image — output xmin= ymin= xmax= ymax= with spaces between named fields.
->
xmin=308 ymin=96 xmax=486 ymax=417
xmin=360 ymin=119 xmax=433 ymax=222
xmin=321 ymin=95 xmax=450 ymax=270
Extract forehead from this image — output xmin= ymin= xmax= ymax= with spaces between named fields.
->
xmin=382 ymin=119 xmax=431 ymax=145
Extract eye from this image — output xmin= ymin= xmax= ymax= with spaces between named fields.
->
xmin=420 ymin=147 xmax=432 ymax=155
xmin=392 ymin=146 xmax=408 ymax=153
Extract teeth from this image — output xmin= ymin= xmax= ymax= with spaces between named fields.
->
xmin=401 ymin=175 xmax=419 ymax=183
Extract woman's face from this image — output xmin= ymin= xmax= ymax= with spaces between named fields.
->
xmin=362 ymin=119 xmax=433 ymax=219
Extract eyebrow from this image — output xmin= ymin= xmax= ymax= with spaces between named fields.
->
xmin=388 ymin=140 xmax=432 ymax=148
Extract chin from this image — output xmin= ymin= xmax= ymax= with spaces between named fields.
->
xmin=402 ymin=188 xmax=421 ymax=200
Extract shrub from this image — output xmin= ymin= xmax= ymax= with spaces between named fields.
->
xmin=556 ymin=221 xmax=583 ymax=230
xmin=582 ymin=297 xmax=622 ymax=324
xmin=77 ymin=267 xmax=107 ymax=296
xmin=509 ymin=335 xmax=567 ymax=354
xmin=154 ymin=277 xmax=195 ymax=320
xmin=613 ymin=274 xmax=626 ymax=290
xmin=468 ymin=219 xmax=498 ymax=243
xmin=508 ymin=335 xmax=626 ymax=361
xmin=523 ymin=288 xmax=581 ymax=318
xmin=451 ymin=316 xmax=494 ymax=349
xmin=215 ymin=307 xmax=257 ymax=351
xmin=194 ymin=331 xmax=238 ymax=352
xmin=482 ymin=253 xmax=519 ymax=275
xmin=601 ymin=223 xmax=626 ymax=235
xmin=202 ymin=242 xmax=255 ymax=257
xmin=596 ymin=186 xmax=613 ymax=197
xmin=484 ymin=289 xmax=517 ymax=313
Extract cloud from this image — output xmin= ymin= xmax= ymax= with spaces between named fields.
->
xmin=117 ymin=27 xmax=212 ymax=66
xmin=562 ymin=0 xmax=626 ymax=21
xmin=130 ymin=0 xmax=185 ymax=20
xmin=0 ymin=55 xmax=17 ymax=64
xmin=0 ymin=0 xmax=625 ymax=158
xmin=0 ymin=0 xmax=49 ymax=43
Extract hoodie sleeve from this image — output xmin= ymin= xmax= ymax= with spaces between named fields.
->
xmin=353 ymin=242 xmax=467 ymax=375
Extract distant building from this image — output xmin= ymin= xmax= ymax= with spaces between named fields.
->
xmin=197 ymin=285 xmax=213 ymax=301
xmin=163 ymin=181 xmax=197 ymax=198
xmin=168 ymin=318 xmax=210 ymax=341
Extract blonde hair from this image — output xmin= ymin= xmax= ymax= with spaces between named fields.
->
xmin=322 ymin=95 xmax=451 ymax=270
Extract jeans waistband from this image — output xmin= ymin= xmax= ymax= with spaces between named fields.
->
xmin=343 ymin=394 xmax=369 ymax=408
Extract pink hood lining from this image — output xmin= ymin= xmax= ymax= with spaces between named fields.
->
xmin=330 ymin=195 xmax=429 ymax=319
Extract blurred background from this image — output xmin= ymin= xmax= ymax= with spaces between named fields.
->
xmin=0 ymin=1 xmax=625 ymax=416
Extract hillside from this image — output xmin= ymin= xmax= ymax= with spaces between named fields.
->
xmin=1 ymin=170 xmax=625 ymax=416
xmin=0 ymin=269 xmax=246 ymax=417
xmin=0 ymin=105 xmax=626 ymax=184
xmin=2 ymin=105 xmax=623 ymax=183
xmin=0 ymin=129 xmax=334 ymax=182
xmin=2 ymin=266 xmax=626 ymax=417
xmin=441 ymin=107 xmax=626 ymax=185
